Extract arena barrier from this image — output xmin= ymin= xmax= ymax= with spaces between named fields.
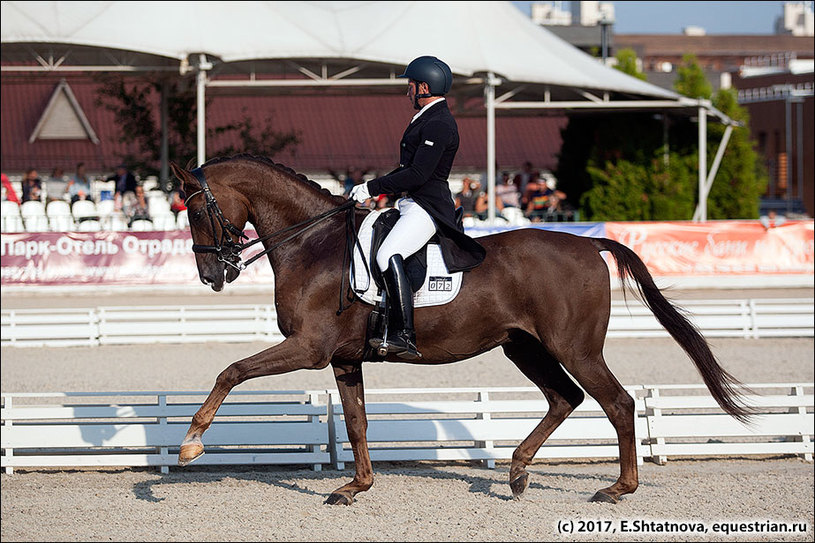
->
xmin=2 ymin=384 xmax=812 ymax=474
xmin=2 ymin=298 xmax=813 ymax=348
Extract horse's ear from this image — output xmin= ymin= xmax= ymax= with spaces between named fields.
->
xmin=170 ymin=161 xmax=200 ymax=193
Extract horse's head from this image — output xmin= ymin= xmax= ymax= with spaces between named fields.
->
xmin=170 ymin=161 xmax=249 ymax=292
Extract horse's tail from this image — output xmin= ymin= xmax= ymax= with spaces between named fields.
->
xmin=592 ymin=237 xmax=754 ymax=423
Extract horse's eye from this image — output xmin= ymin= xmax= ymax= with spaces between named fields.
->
xmin=190 ymin=210 xmax=204 ymax=222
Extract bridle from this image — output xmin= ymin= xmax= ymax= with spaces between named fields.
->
xmin=184 ymin=167 xmax=363 ymax=314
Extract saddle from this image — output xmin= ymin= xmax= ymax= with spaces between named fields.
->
xmin=352 ymin=208 xmax=464 ymax=360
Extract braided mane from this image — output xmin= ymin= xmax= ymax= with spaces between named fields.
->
xmin=201 ymin=153 xmax=346 ymax=204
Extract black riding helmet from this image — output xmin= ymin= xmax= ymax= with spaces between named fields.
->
xmin=398 ymin=56 xmax=453 ymax=109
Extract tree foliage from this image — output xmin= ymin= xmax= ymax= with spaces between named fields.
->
xmin=95 ymin=75 xmax=300 ymax=187
xmin=613 ymin=48 xmax=647 ymax=81
xmin=556 ymin=53 xmax=768 ymax=221
xmin=674 ymin=53 xmax=712 ymax=99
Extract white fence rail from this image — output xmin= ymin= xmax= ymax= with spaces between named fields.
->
xmin=3 ymin=384 xmax=812 ymax=474
xmin=2 ymin=298 xmax=813 ymax=347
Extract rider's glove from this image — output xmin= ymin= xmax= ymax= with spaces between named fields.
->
xmin=349 ymin=182 xmax=371 ymax=203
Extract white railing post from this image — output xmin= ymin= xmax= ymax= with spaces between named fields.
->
xmin=749 ymin=299 xmax=759 ymax=339
xmin=645 ymin=387 xmax=667 ymax=465
xmin=4 ymin=395 xmax=13 ymax=475
xmin=309 ymin=392 xmax=323 ymax=471
xmin=475 ymin=390 xmax=495 ymax=468
xmin=158 ymin=394 xmax=169 ymax=474
xmin=791 ymin=385 xmax=813 ymax=461
xmin=327 ymin=391 xmax=343 ymax=470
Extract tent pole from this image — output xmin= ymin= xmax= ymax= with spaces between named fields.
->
xmin=696 ymin=101 xmax=707 ymax=222
xmin=486 ymin=72 xmax=497 ymax=224
xmin=196 ymin=54 xmax=210 ymax=167
xmin=160 ymin=78 xmax=169 ymax=187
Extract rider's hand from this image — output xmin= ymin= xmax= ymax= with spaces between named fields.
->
xmin=349 ymin=182 xmax=371 ymax=203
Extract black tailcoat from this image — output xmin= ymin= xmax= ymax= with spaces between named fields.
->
xmin=367 ymin=100 xmax=486 ymax=272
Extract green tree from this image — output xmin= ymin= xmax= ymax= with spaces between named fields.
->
xmin=95 ymin=75 xmax=299 ymax=187
xmin=613 ymin=48 xmax=647 ymax=81
xmin=704 ymin=88 xmax=767 ymax=219
xmin=674 ymin=53 xmax=712 ymax=99
xmin=670 ymin=55 xmax=768 ymax=219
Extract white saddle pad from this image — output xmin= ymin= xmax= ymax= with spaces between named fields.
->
xmin=352 ymin=210 xmax=462 ymax=307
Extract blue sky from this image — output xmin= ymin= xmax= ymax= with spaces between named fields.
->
xmin=510 ymin=1 xmax=791 ymax=34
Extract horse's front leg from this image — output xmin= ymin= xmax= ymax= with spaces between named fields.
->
xmin=178 ymin=337 xmax=329 ymax=466
xmin=325 ymin=361 xmax=373 ymax=505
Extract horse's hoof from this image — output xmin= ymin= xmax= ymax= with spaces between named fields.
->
xmin=510 ymin=472 xmax=529 ymax=500
xmin=589 ymin=491 xmax=618 ymax=504
xmin=178 ymin=443 xmax=205 ymax=466
xmin=324 ymin=492 xmax=354 ymax=506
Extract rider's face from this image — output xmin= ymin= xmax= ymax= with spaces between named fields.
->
xmin=407 ymin=80 xmax=417 ymax=104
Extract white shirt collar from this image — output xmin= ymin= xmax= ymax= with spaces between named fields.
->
xmin=411 ymin=97 xmax=445 ymax=123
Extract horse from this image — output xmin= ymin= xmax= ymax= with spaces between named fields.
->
xmin=169 ymin=154 xmax=752 ymax=506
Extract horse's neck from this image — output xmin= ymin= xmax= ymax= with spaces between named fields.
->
xmin=250 ymin=176 xmax=341 ymax=272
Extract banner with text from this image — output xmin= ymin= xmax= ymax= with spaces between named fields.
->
xmin=604 ymin=220 xmax=814 ymax=276
xmin=2 ymin=221 xmax=813 ymax=286
xmin=0 ymin=231 xmax=275 ymax=286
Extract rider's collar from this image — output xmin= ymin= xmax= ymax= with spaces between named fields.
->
xmin=411 ymin=97 xmax=445 ymax=123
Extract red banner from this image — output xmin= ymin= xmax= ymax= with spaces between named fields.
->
xmin=1 ymin=231 xmax=274 ymax=286
xmin=604 ymin=220 xmax=814 ymax=276
xmin=2 ymin=222 xmax=813 ymax=286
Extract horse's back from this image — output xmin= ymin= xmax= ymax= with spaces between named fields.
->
xmin=476 ymin=227 xmax=609 ymax=282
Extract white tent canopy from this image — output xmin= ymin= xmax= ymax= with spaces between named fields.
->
xmin=2 ymin=1 xmax=730 ymax=221
xmin=2 ymin=1 xmax=675 ymax=97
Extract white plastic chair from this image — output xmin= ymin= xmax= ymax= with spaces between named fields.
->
xmin=20 ymin=200 xmax=49 ymax=232
xmin=130 ymin=219 xmax=154 ymax=231
xmin=151 ymin=213 xmax=176 ymax=230
xmin=501 ymin=206 xmax=530 ymax=226
xmin=95 ymin=199 xmax=115 ymax=229
xmin=176 ymin=211 xmax=189 ymax=230
xmin=109 ymin=213 xmax=130 ymax=232
xmin=76 ymin=219 xmax=102 ymax=232
xmin=47 ymin=200 xmax=74 ymax=231
xmin=147 ymin=194 xmax=171 ymax=217
xmin=1 ymin=200 xmax=24 ymax=232
xmin=72 ymin=200 xmax=99 ymax=230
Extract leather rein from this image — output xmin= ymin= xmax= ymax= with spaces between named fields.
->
xmin=184 ymin=167 xmax=363 ymax=314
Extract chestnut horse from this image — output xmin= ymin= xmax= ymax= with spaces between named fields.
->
xmin=170 ymin=155 xmax=751 ymax=505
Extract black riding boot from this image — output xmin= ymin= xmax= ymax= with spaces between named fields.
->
xmin=371 ymin=255 xmax=420 ymax=360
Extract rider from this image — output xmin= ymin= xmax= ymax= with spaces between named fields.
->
xmin=350 ymin=55 xmax=486 ymax=360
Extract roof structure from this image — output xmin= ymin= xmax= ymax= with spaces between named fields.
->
xmin=1 ymin=1 xmax=677 ymax=99
xmin=2 ymin=1 xmax=731 ymax=221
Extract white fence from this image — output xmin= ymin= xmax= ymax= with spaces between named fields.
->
xmin=2 ymin=298 xmax=813 ymax=347
xmin=3 ymin=384 xmax=812 ymax=474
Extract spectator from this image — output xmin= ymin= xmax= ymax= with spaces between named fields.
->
xmin=512 ymin=161 xmax=539 ymax=195
xmin=123 ymin=184 xmax=151 ymax=227
xmin=170 ymin=187 xmax=187 ymax=217
xmin=2 ymin=172 xmax=20 ymax=203
xmin=21 ymin=168 xmax=42 ymax=203
xmin=68 ymin=162 xmax=92 ymax=203
xmin=454 ymin=177 xmax=482 ymax=218
xmin=45 ymin=167 xmax=69 ymax=203
xmin=107 ymin=163 xmax=137 ymax=198
xmin=495 ymin=171 xmax=521 ymax=208
xmin=523 ymin=174 xmax=553 ymax=221
xmin=760 ymin=209 xmax=787 ymax=230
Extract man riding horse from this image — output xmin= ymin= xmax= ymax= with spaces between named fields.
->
xmin=350 ymin=55 xmax=486 ymax=360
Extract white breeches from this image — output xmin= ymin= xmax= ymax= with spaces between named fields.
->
xmin=376 ymin=198 xmax=437 ymax=271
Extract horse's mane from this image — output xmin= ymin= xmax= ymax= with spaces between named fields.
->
xmin=201 ymin=153 xmax=347 ymax=205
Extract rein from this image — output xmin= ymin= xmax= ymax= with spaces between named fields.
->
xmin=186 ymin=167 xmax=366 ymax=314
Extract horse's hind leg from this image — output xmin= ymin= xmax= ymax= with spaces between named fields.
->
xmin=502 ymin=333 xmax=585 ymax=500
xmin=558 ymin=353 xmax=639 ymax=503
